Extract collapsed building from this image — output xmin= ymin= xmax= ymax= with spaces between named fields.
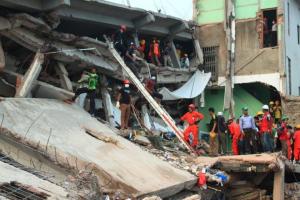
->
xmin=0 ymin=0 xmax=300 ymax=199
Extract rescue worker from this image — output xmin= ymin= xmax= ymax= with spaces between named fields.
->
xmin=145 ymin=76 xmax=163 ymax=104
xmin=116 ymin=80 xmax=132 ymax=130
xmin=71 ymin=68 xmax=99 ymax=116
xmin=259 ymin=105 xmax=273 ymax=152
xmin=137 ymin=39 xmax=146 ymax=58
xmin=255 ymin=111 xmax=264 ymax=152
xmin=227 ymin=117 xmax=241 ymax=155
xmin=278 ymin=115 xmax=289 ymax=157
xmin=180 ymin=104 xmax=204 ymax=148
xmin=125 ymin=42 xmax=139 ymax=77
xmin=181 ymin=53 xmax=190 ymax=68
xmin=293 ymin=124 xmax=300 ymax=163
xmin=273 ymin=100 xmax=282 ymax=124
xmin=208 ymin=107 xmax=218 ymax=156
xmin=163 ymin=41 xmax=173 ymax=67
xmin=113 ymin=25 xmax=127 ymax=57
xmin=269 ymin=101 xmax=274 ymax=118
xmin=149 ymin=39 xmax=161 ymax=66
xmin=240 ymin=107 xmax=257 ymax=154
xmin=217 ymin=112 xmax=227 ymax=155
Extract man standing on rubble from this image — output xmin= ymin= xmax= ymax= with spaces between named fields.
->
xmin=217 ymin=112 xmax=227 ymax=155
xmin=239 ymin=107 xmax=258 ymax=154
xmin=227 ymin=117 xmax=241 ymax=155
xmin=208 ymin=107 xmax=218 ymax=156
xmin=71 ymin=68 xmax=99 ymax=116
xmin=113 ymin=25 xmax=127 ymax=57
xmin=116 ymin=80 xmax=132 ymax=130
xmin=180 ymin=104 xmax=204 ymax=148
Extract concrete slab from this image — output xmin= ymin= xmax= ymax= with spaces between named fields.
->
xmin=0 ymin=98 xmax=197 ymax=198
xmin=0 ymin=160 xmax=68 ymax=199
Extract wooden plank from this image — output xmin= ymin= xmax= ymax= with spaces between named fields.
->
xmin=273 ymin=160 xmax=285 ymax=200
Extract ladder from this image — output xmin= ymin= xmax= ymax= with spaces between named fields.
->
xmin=107 ymin=43 xmax=195 ymax=154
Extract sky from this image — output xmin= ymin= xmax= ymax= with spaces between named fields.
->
xmin=105 ymin=0 xmax=193 ymax=20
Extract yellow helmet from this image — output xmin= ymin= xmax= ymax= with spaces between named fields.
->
xmin=269 ymin=101 xmax=274 ymax=105
xmin=210 ymin=131 xmax=217 ymax=139
xmin=296 ymin=124 xmax=300 ymax=129
xmin=256 ymin=111 xmax=264 ymax=116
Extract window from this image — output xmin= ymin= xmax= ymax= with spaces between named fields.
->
xmin=201 ymin=46 xmax=219 ymax=81
xmin=297 ymin=25 xmax=300 ymax=44
xmin=288 ymin=57 xmax=292 ymax=95
xmin=261 ymin=9 xmax=277 ymax=48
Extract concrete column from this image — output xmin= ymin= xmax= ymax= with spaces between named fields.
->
xmin=15 ymin=52 xmax=44 ymax=97
xmin=273 ymin=160 xmax=285 ymax=200
xmin=132 ymin=31 xmax=140 ymax=47
xmin=55 ymin=62 xmax=73 ymax=92
xmin=0 ymin=38 xmax=5 ymax=71
xmin=100 ymin=75 xmax=115 ymax=127
xmin=193 ymin=37 xmax=204 ymax=65
xmin=170 ymin=41 xmax=181 ymax=68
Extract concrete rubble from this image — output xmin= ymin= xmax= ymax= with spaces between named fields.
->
xmin=0 ymin=0 xmax=300 ymax=199
xmin=0 ymin=98 xmax=197 ymax=198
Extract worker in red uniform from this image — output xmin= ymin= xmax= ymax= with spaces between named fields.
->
xmin=293 ymin=124 xmax=300 ymax=163
xmin=180 ymin=104 xmax=204 ymax=148
xmin=227 ymin=117 xmax=241 ymax=155
xmin=278 ymin=115 xmax=291 ymax=159
xmin=259 ymin=105 xmax=273 ymax=152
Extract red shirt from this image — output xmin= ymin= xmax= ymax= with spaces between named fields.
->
xmin=294 ymin=130 xmax=300 ymax=148
xmin=181 ymin=111 xmax=204 ymax=125
xmin=259 ymin=112 xmax=272 ymax=133
xmin=228 ymin=122 xmax=241 ymax=139
xmin=279 ymin=122 xmax=288 ymax=141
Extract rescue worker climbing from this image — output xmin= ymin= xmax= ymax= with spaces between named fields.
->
xmin=70 ymin=67 xmax=99 ymax=116
xmin=180 ymin=104 xmax=204 ymax=148
xmin=227 ymin=117 xmax=241 ymax=155
xmin=293 ymin=124 xmax=300 ymax=163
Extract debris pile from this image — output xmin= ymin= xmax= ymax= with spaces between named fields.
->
xmin=285 ymin=182 xmax=300 ymax=200
xmin=228 ymin=181 xmax=271 ymax=200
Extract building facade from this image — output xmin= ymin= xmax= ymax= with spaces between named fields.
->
xmin=195 ymin=0 xmax=300 ymax=97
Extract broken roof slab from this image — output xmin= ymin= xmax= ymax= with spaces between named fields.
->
xmin=0 ymin=98 xmax=197 ymax=198
xmin=0 ymin=160 xmax=68 ymax=199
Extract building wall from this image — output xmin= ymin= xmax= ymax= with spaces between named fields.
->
xmin=196 ymin=0 xmax=278 ymax=25
xmin=284 ymin=0 xmax=300 ymax=96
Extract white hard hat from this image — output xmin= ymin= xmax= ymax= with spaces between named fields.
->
xmin=262 ymin=105 xmax=269 ymax=110
xmin=151 ymin=76 xmax=156 ymax=80
xmin=217 ymin=112 xmax=223 ymax=116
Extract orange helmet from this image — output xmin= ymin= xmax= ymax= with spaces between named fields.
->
xmin=189 ymin=104 xmax=196 ymax=110
xmin=123 ymin=79 xmax=130 ymax=84
xmin=120 ymin=25 xmax=126 ymax=31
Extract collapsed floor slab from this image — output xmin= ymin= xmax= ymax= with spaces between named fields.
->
xmin=0 ymin=98 xmax=197 ymax=198
xmin=0 ymin=160 xmax=68 ymax=199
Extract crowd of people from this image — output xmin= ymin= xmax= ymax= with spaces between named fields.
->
xmin=180 ymin=101 xmax=300 ymax=163
xmin=112 ymin=25 xmax=190 ymax=73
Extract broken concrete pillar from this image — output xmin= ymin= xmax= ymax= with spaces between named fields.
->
xmin=273 ymin=160 xmax=285 ymax=200
xmin=170 ymin=41 xmax=181 ymax=68
xmin=193 ymin=38 xmax=204 ymax=65
xmin=15 ymin=52 xmax=44 ymax=97
xmin=0 ymin=38 xmax=5 ymax=71
xmin=55 ymin=62 xmax=73 ymax=92
xmin=100 ymin=75 xmax=115 ymax=127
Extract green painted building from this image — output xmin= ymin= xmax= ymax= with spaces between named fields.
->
xmin=195 ymin=0 xmax=278 ymax=25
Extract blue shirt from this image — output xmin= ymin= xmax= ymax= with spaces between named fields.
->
xmin=240 ymin=115 xmax=256 ymax=130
